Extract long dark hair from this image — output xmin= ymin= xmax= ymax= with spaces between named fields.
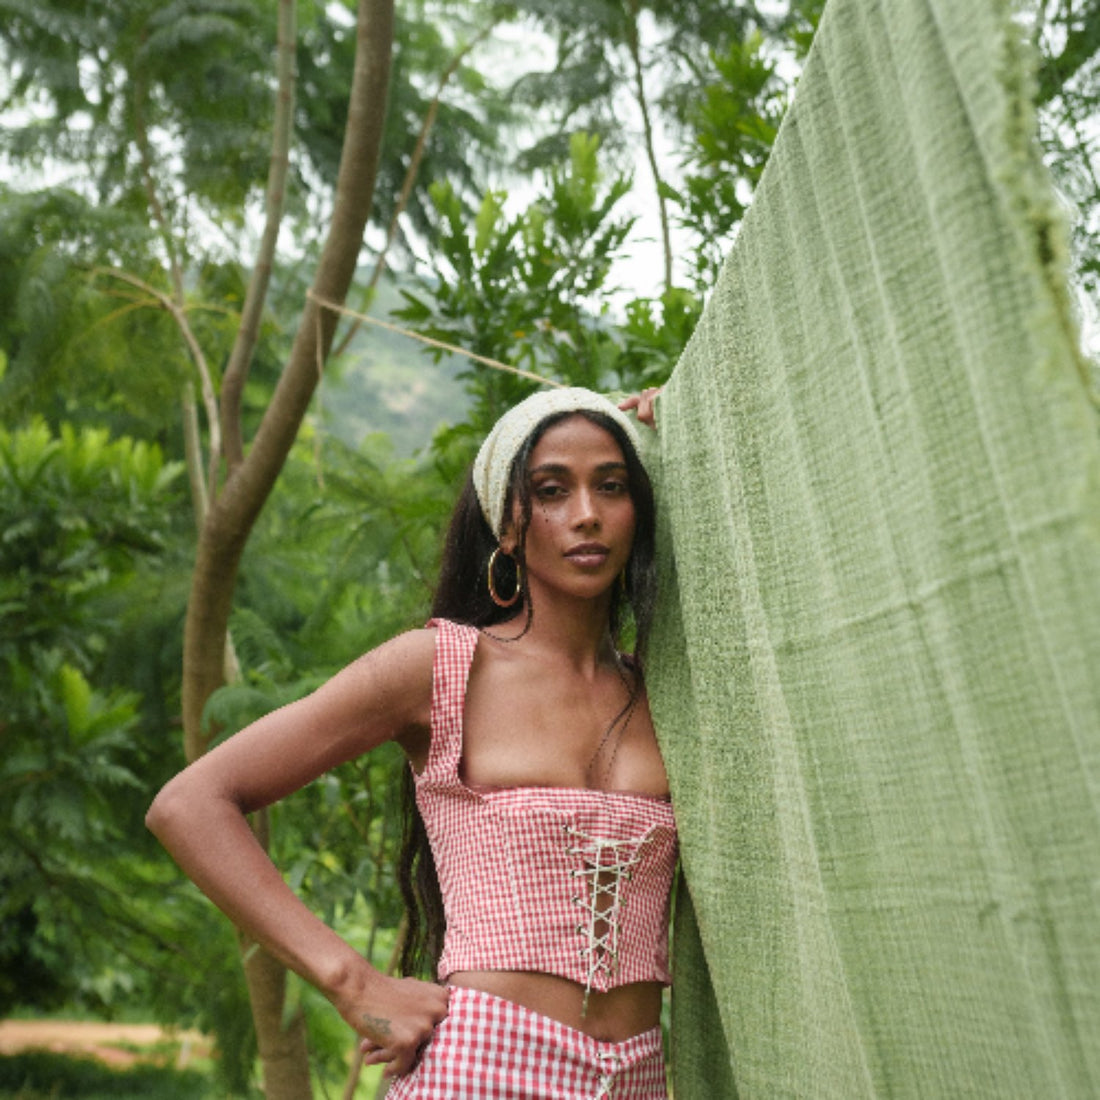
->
xmin=397 ymin=410 xmax=657 ymax=978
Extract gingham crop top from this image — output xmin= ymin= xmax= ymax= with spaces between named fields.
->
xmin=413 ymin=619 xmax=678 ymax=1002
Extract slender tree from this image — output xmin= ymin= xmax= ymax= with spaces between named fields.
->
xmin=178 ymin=2 xmax=395 ymax=1095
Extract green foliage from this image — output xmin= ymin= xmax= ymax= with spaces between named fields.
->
xmin=0 ymin=0 xmax=276 ymax=213
xmin=0 ymin=419 xmax=183 ymax=676
xmin=0 ymin=418 xmax=257 ymax=1091
xmin=506 ymin=0 xmax=757 ymax=172
xmin=397 ymin=132 xmax=638 ymax=433
xmin=139 ymin=893 xmax=259 ymax=1097
xmin=617 ymin=287 xmax=704 ymax=386
xmin=667 ymin=31 xmax=790 ymax=291
xmin=1033 ymin=0 xmax=1100 ymax=297
xmin=0 ymin=186 xmax=184 ymax=439
xmin=375 ymin=8 xmax=512 ymax=243
xmin=0 ymin=1052 xmax=218 ymax=1099
xmin=0 ymin=420 xmax=183 ymax=1013
xmin=778 ymin=0 xmax=827 ymax=59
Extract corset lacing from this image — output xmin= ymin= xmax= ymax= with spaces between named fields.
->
xmin=593 ymin=1049 xmax=622 ymax=1099
xmin=565 ymin=823 xmax=656 ymax=1015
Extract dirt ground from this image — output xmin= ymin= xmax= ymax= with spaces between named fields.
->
xmin=0 ymin=1020 xmax=209 ymax=1068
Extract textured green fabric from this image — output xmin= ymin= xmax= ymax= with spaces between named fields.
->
xmin=647 ymin=0 xmax=1100 ymax=1096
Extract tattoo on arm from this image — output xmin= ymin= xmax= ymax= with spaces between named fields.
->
xmin=361 ymin=1013 xmax=392 ymax=1039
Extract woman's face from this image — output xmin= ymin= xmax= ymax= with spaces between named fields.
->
xmin=503 ymin=414 xmax=636 ymax=603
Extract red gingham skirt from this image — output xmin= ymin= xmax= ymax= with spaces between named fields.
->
xmin=384 ymin=986 xmax=668 ymax=1099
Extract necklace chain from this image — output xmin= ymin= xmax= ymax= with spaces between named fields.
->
xmin=583 ymin=656 xmax=639 ymax=791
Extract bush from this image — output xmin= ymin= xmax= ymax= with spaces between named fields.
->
xmin=0 ymin=1051 xmax=214 ymax=1099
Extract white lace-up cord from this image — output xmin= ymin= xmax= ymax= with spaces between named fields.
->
xmin=593 ymin=1049 xmax=622 ymax=1098
xmin=565 ymin=825 xmax=655 ymax=1016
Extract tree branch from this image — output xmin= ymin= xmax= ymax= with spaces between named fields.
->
xmin=96 ymin=267 xmax=222 ymax=505
xmin=132 ymin=63 xmax=185 ymax=304
xmin=221 ymin=0 xmax=298 ymax=472
xmin=332 ymin=22 xmax=494 ymax=359
xmin=181 ymin=382 xmax=209 ymax=529
xmin=625 ymin=0 xmax=674 ymax=292
xmin=182 ymin=0 xmax=396 ymax=761
xmin=132 ymin=66 xmax=224 ymax=501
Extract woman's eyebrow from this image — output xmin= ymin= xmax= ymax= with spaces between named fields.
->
xmin=529 ymin=460 xmax=628 ymax=476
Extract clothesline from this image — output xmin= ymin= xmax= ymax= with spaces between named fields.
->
xmin=307 ymin=290 xmax=564 ymax=389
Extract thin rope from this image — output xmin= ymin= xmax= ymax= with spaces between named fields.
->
xmin=593 ymin=1051 xmax=622 ymax=1100
xmin=565 ymin=825 xmax=654 ymax=1016
xmin=307 ymin=291 xmax=564 ymax=389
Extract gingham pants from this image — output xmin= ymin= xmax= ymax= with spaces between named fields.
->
xmin=384 ymin=986 xmax=668 ymax=1099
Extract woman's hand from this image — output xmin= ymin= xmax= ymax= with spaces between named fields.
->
xmin=337 ymin=972 xmax=450 ymax=1079
xmin=619 ymin=387 xmax=662 ymax=429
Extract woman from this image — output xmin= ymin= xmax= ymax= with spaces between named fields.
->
xmin=147 ymin=385 xmax=673 ymax=1098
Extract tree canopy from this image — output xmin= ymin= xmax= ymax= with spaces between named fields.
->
xmin=0 ymin=0 xmax=1096 ymax=1096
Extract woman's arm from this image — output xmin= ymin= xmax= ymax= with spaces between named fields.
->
xmin=145 ymin=627 xmax=447 ymax=1077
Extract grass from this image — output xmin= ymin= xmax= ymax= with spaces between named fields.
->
xmin=0 ymin=1052 xmax=215 ymax=1099
xmin=0 ymin=1050 xmax=385 ymax=1099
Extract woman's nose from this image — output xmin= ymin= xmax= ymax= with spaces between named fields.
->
xmin=571 ymin=487 xmax=600 ymax=527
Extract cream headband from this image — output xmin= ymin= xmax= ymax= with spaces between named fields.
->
xmin=472 ymin=387 xmax=644 ymax=539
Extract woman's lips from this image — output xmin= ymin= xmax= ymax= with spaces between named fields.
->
xmin=565 ymin=543 xmax=610 ymax=567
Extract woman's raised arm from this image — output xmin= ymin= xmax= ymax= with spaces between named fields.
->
xmin=145 ymin=626 xmax=447 ymax=1077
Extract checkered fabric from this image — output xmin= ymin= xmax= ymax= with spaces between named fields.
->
xmin=384 ymin=986 xmax=668 ymax=1099
xmin=416 ymin=620 xmax=678 ymax=998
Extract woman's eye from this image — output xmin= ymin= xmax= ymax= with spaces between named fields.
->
xmin=534 ymin=484 xmax=564 ymax=500
xmin=601 ymin=480 xmax=628 ymax=494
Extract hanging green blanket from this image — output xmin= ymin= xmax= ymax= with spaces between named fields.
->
xmin=647 ymin=0 xmax=1100 ymax=1095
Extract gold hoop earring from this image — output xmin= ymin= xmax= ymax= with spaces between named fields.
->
xmin=487 ymin=547 xmax=522 ymax=608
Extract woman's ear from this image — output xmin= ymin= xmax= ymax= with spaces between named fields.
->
xmin=499 ymin=495 xmax=522 ymax=555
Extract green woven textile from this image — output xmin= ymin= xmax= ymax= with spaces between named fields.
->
xmin=647 ymin=0 xmax=1100 ymax=1096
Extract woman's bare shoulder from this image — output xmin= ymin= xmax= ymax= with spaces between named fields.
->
xmin=335 ymin=626 xmax=437 ymax=726
xmin=362 ymin=625 xmax=437 ymax=675
xmin=249 ymin=625 xmax=439 ymax=759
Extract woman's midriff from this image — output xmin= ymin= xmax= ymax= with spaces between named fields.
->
xmin=447 ymin=971 xmax=663 ymax=1041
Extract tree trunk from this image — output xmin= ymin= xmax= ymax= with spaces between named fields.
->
xmin=332 ymin=21 xmax=493 ymax=358
xmin=222 ymin=0 xmax=298 ymax=473
xmin=625 ymin=0 xmax=673 ymax=292
xmin=179 ymin=1 xmax=396 ymax=1096
xmin=181 ymin=0 xmax=395 ymax=758
xmin=242 ymin=934 xmax=314 ymax=1100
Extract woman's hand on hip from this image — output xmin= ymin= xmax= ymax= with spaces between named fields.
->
xmin=340 ymin=973 xmax=450 ymax=1079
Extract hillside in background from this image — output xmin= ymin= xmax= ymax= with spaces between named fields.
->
xmin=319 ymin=277 xmax=469 ymax=456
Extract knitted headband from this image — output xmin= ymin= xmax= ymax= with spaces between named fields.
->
xmin=472 ymin=387 xmax=645 ymax=539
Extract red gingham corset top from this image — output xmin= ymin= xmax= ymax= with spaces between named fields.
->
xmin=414 ymin=619 xmax=678 ymax=999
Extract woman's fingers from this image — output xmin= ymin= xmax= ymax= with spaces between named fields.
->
xmin=619 ymin=386 xmax=662 ymax=428
xmin=359 ymin=1040 xmax=391 ymax=1066
xmin=350 ymin=976 xmax=449 ymax=1080
xmin=384 ymin=1038 xmax=428 ymax=1079
xmin=363 ymin=1034 xmax=431 ymax=1079
xmin=359 ymin=1033 xmax=428 ymax=1077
